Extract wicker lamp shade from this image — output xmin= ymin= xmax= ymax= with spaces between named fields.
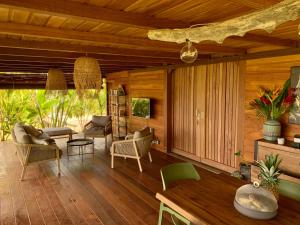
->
xmin=73 ymin=57 xmax=102 ymax=96
xmin=45 ymin=69 xmax=67 ymax=96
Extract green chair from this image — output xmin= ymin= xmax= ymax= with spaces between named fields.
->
xmin=158 ymin=162 xmax=200 ymax=225
xmin=279 ymin=179 xmax=300 ymax=201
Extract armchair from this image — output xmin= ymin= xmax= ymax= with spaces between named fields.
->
xmin=12 ymin=123 xmax=62 ymax=180
xmin=83 ymin=115 xmax=112 ymax=150
xmin=110 ymin=127 xmax=153 ymax=172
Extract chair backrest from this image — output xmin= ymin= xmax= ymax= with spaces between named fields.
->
xmin=92 ymin=115 xmax=111 ymax=126
xmin=279 ymin=179 xmax=300 ymax=201
xmin=160 ymin=162 xmax=200 ymax=191
xmin=133 ymin=133 xmax=153 ymax=157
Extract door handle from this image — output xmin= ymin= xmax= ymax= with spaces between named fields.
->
xmin=196 ymin=109 xmax=201 ymax=125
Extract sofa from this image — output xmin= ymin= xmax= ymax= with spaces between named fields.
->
xmin=12 ymin=122 xmax=62 ymax=180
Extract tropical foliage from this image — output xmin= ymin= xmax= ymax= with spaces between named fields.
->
xmin=250 ymin=79 xmax=295 ymax=120
xmin=0 ymin=90 xmax=36 ymax=140
xmin=258 ymin=154 xmax=282 ymax=188
xmin=0 ymin=85 xmax=107 ymax=141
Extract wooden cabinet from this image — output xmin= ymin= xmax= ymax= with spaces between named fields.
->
xmin=251 ymin=140 xmax=300 ymax=184
xmin=255 ymin=140 xmax=300 ymax=177
xmin=109 ymin=90 xmax=128 ymax=139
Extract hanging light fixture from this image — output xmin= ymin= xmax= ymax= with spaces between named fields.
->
xmin=73 ymin=56 xmax=102 ymax=97
xmin=180 ymin=39 xmax=198 ymax=63
xmin=45 ymin=68 xmax=67 ymax=96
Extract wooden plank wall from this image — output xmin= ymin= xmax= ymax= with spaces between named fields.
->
xmin=106 ymin=69 xmax=167 ymax=152
xmin=244 ymin=54 xmax=300 ymax=162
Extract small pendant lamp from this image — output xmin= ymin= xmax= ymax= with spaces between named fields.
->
xmin=45 ymin=68 xmax=68 ymax=96
xmin=73 ymin=56 xmax=102 ymax=97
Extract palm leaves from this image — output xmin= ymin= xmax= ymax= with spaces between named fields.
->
xmin=0 ymin=88 xmax=107 ymax=140
xmin=258 ymin=154 xmax=282 ymax=187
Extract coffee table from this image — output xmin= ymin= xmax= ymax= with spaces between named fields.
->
xmin=67 ymin=138 xmax=94 ymax=161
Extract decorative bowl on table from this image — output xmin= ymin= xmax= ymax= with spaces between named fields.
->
xmin=234 ymin=183 xmax=278 ymax=220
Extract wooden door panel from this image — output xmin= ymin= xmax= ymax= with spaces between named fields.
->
xmin=172 ymin=67 xmax=196 ymax=155
xmin=171 ymin=62 xmax=244 ymax=171
xmin=205 ymin=62 xmax=241 ymax=169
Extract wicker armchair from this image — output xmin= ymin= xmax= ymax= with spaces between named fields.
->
xmin=110 ymin=127 xmax=153 ymax=172
xmin=83 ymin=115 xmax=112 ymax=150
xmin=12 ymin=123 xmax=62 ymax=180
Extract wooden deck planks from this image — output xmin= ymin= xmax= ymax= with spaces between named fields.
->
xmin=0 ymin=140 xmax=174 ymax=225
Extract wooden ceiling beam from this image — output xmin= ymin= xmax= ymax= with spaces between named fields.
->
xmin=0 ymin=22 xmax=179 ymax=51
xmin=0 ymin=0 xmax=188 ymax=29
xmin=0 ymin=38 xmax=180 ymax=59
xmin=0 ymin=59 xmax=160 ymax=67
xmin=0 ymin=53 xmax=184 ymax=65
xmin=229 ymin=33 xmax=298 ymax=47
xmin=0 ymin=65 xmax=147 ymax=71
xmin=228 ymin=0 xmax=280 ymax=10
xmin=0 ymin=22 xmax=246 ymax=54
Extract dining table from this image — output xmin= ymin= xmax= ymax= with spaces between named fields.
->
xmin=156 ymin=167 xmax=300 ymax=225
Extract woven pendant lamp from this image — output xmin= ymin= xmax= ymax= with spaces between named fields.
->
xmin=73 ymin=56 xmax=102 ymax=97
xmin=45 ymin=69 xmax=68 ymax=96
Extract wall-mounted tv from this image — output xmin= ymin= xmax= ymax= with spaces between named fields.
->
xmin=131 ymin=98 xmax=150 ymax=118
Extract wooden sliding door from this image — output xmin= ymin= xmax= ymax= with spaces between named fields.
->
xmin=171 ymin=61 xmax=244 ymax=172
xmin=172 ymin=66 xmax=206 ymax=160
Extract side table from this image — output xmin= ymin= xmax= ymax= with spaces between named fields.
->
xmin=67 ymin=138 xmax=94 ymax=162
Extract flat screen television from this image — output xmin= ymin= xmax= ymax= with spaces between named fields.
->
xmin=131 ymin=98 xmax=150 ymax=118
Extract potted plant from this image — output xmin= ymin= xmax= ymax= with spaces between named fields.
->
xmin=250 ymin=79 xmax=294 ymax=141
xmin=258 ymin=154 xmax=282 ymax=200
xmin=232 ymin=150 xmax=251 ymax=181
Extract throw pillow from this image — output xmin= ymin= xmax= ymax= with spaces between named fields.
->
xmin=31 ymin=136 xmax=55 ymax=145
xmin=133 ymin=127 xmax=151 ymax=139
xmin=23 ymin=125 xmax=42 ymax=137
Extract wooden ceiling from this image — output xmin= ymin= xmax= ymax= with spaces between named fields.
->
xmin=0 ymin=0 xmax=299 ymax=88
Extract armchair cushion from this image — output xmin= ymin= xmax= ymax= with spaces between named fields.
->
xmin=92 ymin=115 xmax=111 ymax=127
xmin=23 ymin=125 xmax=42 ymax=137
xmin=31 ymin=136 xmax=55 ymax=145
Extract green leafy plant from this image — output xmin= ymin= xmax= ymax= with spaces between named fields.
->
xmin=0 ymin=87 xmax=107 ymax=139
xmin=0 ymin=90 xmax=37 ymax=140
xmin=250 ymin=79 xmax=294 ymax=120
xmin=258 ymin=154 xmax=281 ymax=188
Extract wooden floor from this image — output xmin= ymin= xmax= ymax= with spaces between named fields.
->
xmin=0 ymin=136 xmax=190 ymax=225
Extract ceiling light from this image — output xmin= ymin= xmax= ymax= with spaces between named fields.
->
xmin=180 ymin=39 xmax=198 ymax=63
xmin=73 ymin=56 xmax=102 ymax=97
xmin=45 ymin=69 xmax=67 ymax=96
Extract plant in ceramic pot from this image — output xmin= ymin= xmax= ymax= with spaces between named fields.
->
xmin=250 ymin=79 xmax=294 ymax=141
xmin=258 ymin=154 xmax=282 ymax=200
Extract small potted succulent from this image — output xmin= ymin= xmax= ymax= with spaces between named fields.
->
xmin=232 ymin=150 xmax=251 ymax=181
xmin=258 ymin=154 xmax=282 ymax=200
